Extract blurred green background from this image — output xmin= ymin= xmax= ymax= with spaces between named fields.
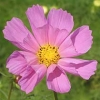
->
xmin=0 ymin=0 xmax=100 ymax=100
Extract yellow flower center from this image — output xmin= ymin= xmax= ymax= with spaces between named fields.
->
xmin=37 ymin=44 xmax=60 ymax=67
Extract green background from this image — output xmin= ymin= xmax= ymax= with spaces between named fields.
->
xmin=0 ymin=0 xmax=100 ymax=100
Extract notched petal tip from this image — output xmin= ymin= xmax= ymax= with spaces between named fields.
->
xmin=3 ymin=17 xmax=29 ymax=42
xmin=26 ymin=4 xmax=41 ymax=13
xmin=70 ymin=25 xmax=93 ymax=55
xmin=47 ymin=8 xmax=74 ymax=32
xmin=26 ymin=4 xmax=47 ymax=30
xmin=3 ymin=17 xmax=39 ymax=52
xmin=77 ymin=60 xmax=98 ymax=80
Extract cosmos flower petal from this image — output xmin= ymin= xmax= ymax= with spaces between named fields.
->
xmin=26 ymin=5 xmax=48 ymax=46
xmin=59 ymin=26 xmax=92 ymax=57
xmin=54 ymin=29 xmax=69 ymax=46
xmin=47 ymin=64 xmax=57 ymax=73
xmin=47 ymin=8 xmax=74 ymax=32
xmin=59 ymin=36 xmax=78 ymax=57
xmin=26 ymin=5 xmax=47 ymax=32
xmin=3 ymin=17 xmax=39 ymax=52
xmin=6 ymin=51 xmax=27 ymax=76
xmin=47 ymin=65 xmax=71 ymax=93
xmin=70 ymin=25 xmax=93 ymax=54
xmin=58 ymin=59 xmax=78 ymax=75
xmin=48 ymin=25 xmax=69 ymax=46
xmin=76 ymin=60 xmax=97 ymax=80
xmin=18 ymin=51 xmax=38 ymax=65
xmin=32 ymin=25 xmax=49 ymax=46
xmin=48 ymin=25 xmax=59 ymax=45
xmin=58 ymin=58 xmax=97 ymax=80
xmin=19 ymin=64 xmax=47 ymax=94
xmin=31 ymin=64 xmax=47 ymax=83
xmin=18 ymin=67 xmax=38 ymax=94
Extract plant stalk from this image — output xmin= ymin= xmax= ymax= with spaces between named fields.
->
xmin=53 ymin=91 xmax=58 ymax=100
xmin=8 ymin=81 xmax=13 ymax=100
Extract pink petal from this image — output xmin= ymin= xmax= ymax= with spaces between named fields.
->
xmin=47 ymin=8 xmax=74 ymax=33
xmin=59 ymin=26 xmax=93 ymax=57
xmin=48 ymin=25 xmax=59 ymax=45
xmin=58 ymin=59 xmax=78 ymax=75
xmin=54 ymin=29 xmax=69 ymax=46
xmin=48 ymin=25 xmax=69 ymax=46
xmin=18 ymin=67 xmax=38 ymax=94
xmin=59 ymin=36 xmax=78 ymax=57
xmin=31 ymin=64 xmax=47 ymax=83
xmin=71 ymin=25 xmax=93 ymax=54
xmin=6 ymin=51 xmax=27 ymax=75
xmin=3 ymin=18 xmax=39 ymax=52
xmin=76 ymin=60 xmax=97 ymax=80
xmin=58 ymin=58 xmax=97 ymax=80
xmin=19 ymin=64 xmax=47 ymax=94
xmin=47 ymin=65 xmax=71 ymax=93
xmin=26 ymin=5 xmax=48 ymax=46
xmin=26 ymin=5 xmax=48 ymax=45
xmin=32 ymin=25 xmax=49 ymax=46
xmin=26 ymin=5 xmax=47 ymax=32
xmin=18 ymin=51 xmax=38 ymax=65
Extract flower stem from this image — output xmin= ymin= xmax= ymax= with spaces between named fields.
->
xmin=53 ymin=91 xmax=58 ymax=100
xmin=8 ymin=80 xmax=13 ymax=100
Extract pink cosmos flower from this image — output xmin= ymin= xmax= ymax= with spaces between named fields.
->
xmin=3 ymin=5 xmax=97 ymax=94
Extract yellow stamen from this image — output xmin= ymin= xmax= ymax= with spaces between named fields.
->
xmin=37 ymin=44 xmax=60 ymax=67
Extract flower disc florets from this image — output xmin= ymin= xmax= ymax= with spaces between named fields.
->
xmin=37 ymin=44 xmax=60 ymax=67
